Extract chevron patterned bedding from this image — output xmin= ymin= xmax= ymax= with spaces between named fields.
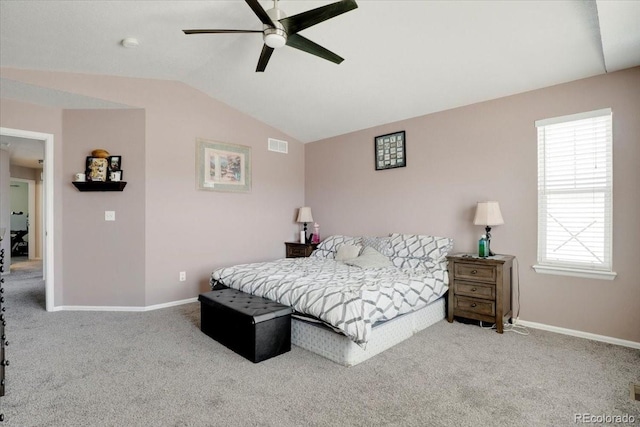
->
xmin=210 ymin=236 xmax=451 ymax=346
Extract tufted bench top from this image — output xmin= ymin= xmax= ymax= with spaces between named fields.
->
xmin=199 ymin=288 xmax=293 ymax=324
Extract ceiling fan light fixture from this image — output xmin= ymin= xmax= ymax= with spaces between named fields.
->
xmin=264 ymin=29 xmax=287 ymax=48
xmin=264 ymin=6 xmax=287 ymax=48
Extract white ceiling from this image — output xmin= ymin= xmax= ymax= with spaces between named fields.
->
xmin=1 ymin=0 xmax=639 ymax=147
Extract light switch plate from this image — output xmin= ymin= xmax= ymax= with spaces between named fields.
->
xmin=105 ymin=211 xmax=115 ymax=221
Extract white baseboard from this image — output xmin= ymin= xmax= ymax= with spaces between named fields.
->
xmin=516 ymin=319 xmax=640 ymax=350
xmin=51 ymin=297 xmax=198 ymax=312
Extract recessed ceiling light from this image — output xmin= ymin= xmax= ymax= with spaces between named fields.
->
xmin=121 ymin=38 xmax=139 ymax=48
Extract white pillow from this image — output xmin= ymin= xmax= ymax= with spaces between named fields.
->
xmin=344 ymin=247 xmax=393 ymax=269
xmin=335 ymin=244 xmax=362 ymax=261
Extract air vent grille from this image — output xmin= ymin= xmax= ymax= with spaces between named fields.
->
xmin=268 ymin=138 xmax=288 ymax=154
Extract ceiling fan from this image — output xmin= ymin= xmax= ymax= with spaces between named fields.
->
xmin=183 ymin=0 xmax=358 ymax=72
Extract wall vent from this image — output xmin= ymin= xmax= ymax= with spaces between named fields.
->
xmin=268 ymin=138 xmax=288 ymax=154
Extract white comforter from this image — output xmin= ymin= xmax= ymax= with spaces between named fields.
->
xmin=210 ymin=257 xmax=448 ymax=345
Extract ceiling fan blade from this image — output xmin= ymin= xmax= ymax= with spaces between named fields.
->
xmin=245 ymin=0 xmax=275 ymax=27
xmin=183 ymin=29 xmax=262 ymax=34
xmin=279 ymin=0 xmax=358 ymax=35
xmin=256 ymin=45 xmax=275 ymax=72
xmin=285 ymin=34 xmax=344 ymax=65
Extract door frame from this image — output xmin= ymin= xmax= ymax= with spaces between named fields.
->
xmin=0 ymin=127 xmax=54 ymax=311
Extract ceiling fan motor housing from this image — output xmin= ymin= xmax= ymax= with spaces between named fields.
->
xmin=264 ymin=7 xmax=287 ymax=48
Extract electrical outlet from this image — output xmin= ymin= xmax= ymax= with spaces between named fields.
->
xmin=105 ymin=211 xmax=115 ymax=221
xmin=179 ymin=271 xmax=186 ymax=282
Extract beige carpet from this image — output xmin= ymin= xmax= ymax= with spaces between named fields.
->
xmin=2 ymin=260 xmax=639 ymax=426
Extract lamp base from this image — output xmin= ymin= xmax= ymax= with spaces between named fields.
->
xmin=485 ymin=225 xmax=496 ymax=256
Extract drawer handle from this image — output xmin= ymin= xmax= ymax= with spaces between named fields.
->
xmin=471 ymin=270 xmax=477 ymax=274
xmin=471 ymin=303 xmax=477 ymax=307
xmin=471 ymin=288 xmax=477 ymax=292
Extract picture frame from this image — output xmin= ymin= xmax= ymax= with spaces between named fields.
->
xmin=109 ymin=170 xmax=123 ymax=182
xmin=374 ymin=131 xmax=406 ymax=171
xmin=196 ymin=138 xmax=252 ymax=193
xmin=108 ymin=156 xmax=122 ymax=171
xmin=85 ymin=156 xmax=109 ymax=182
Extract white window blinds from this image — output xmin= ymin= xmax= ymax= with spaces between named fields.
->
xmin=535 ymin=108 xmax=614 ymax=278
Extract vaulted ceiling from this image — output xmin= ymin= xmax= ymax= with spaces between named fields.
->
xmin=1 ymin=1 xmax=639 ymax=144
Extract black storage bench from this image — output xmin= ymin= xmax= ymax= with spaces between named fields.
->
xmin=198 ymin=288 xmax=293 ymax=363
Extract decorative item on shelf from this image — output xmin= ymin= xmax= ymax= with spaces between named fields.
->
xmin=311 ymin=223 xmax=320 ymax=244
xmin=109 ymin=171 xmax=123 ymax=182
xmin=91 ymin=148 xmax=110 ymax=158
xmin=473 ymin=201 xmax=504 ymax=256
xmin=374 ymin=130 xmax=406 ymax=171
xmin=86 ymin=156 xmax=109 ymax=182
xmin=74 ymin=150 xmax=126 ymax=191
xmin=108 ymin=155 xmax=121 ymax=171
xmin=296 ymin=207 xmax=313 ymax=244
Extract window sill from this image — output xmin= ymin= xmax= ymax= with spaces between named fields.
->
xmin=532 ymin=264 xmax=617 ymax=281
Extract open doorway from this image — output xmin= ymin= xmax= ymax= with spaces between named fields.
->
xmin=0 ymin=127 xmax=54 ymax=311
xmin=10 ymin=178 xmax=38 ymax=264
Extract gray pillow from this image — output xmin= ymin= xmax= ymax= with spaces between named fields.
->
xmin=360 ymin=236 xmax=392 ymax=256
xmin=344 ymin=246 xmax=393 ymax=269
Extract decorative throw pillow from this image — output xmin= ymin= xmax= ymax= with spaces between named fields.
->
xmin=388 ymin=233 xmax=454 ymax=269
xmin=360 ymin=236 xmax=392 ymax=256
xmin=335 ymin=244 xmax=362 ymax=261
xmin=311 ymin=235 xmax=362 ymax=259
xmin=388 ymin=233 xmax=454 ymax=261
xmin=344 ymin=246 xmax=393 ymax=269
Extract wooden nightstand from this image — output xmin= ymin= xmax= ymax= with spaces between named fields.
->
xmin=446 ymin=254 xmax=515 ymax=333
xmin=285 ymin=242 xmax=318 ymax=258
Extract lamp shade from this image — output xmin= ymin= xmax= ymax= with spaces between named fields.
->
xmin=296 ymin=207 xmax=314 ymax=223
xmin=473 ymin=201 xmax=504 ymax=226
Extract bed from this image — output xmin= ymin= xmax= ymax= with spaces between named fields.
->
xmin=210 ymin=233 xmax=453 ymax=366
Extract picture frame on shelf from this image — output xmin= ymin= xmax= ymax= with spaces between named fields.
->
xmin=109 ymin=170 xmax=123 ymax=182
xmin=85 ymin=156 xmax=109 ymax=182
xmin=374 ymin=131 xmax=406 ymax=171
xmin=196 ymin=138 xmax=252 ymax=193
xmin=108 ymin=156 xmax=122 ymax=171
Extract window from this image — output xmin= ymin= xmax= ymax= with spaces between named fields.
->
xmin=533 ymin=108 xmax=616 ymax=280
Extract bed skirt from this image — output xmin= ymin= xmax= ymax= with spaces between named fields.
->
xmin=291 ymin=297 xmax=446 ymax=367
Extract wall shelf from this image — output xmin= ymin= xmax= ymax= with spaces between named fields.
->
xmin=72 ymin=181 xmax=127 ymax=192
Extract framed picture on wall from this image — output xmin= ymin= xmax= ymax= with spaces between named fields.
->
xmin=374 ymin=131 xmax=406 ymax=171
xmin=85 ymin=156 xmax=109 ymax=182
xmin=196 ymin=138 xmax=252 ymax=193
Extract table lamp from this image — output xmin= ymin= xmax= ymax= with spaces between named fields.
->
xmin=296 ymin=207 xmax=313 ymax=243
xmin=473 ymin=201 xmax=504 ymax=256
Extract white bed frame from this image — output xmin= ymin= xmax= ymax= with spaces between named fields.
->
xmin=291 ymin=297 xmax=446 ymax=366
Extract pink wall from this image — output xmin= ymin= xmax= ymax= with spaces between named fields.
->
xmin=305 ymin=67 xmax=640 ymax=343
xmin=1 ymin=69 xmax=305 ymax=307
xmin=62 ymin=109 xmax=146 ymax=306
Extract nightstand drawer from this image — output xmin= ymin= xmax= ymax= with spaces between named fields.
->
xmin=454 ymin=263 xmax=496 ymax=282
xmin=454 ymin=296 xmax=495 ymax=317
xmin=285 ymin=242 xmax=318 ymax=258
xmin=287 ymin=246 xmax=308 ymax=257
xmin=454 ymin=280 xmax=495 ymax=300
